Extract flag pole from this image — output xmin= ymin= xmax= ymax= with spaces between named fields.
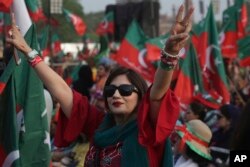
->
xmin=48 ymin=0 xmax=53 ymax=58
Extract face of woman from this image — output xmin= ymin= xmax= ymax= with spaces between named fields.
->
xmin=107 ymin=75 xmax=139 ymax=116
xmin=97 ymin=65 xmax=106 ymax=77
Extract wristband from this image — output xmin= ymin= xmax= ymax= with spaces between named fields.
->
xmin=27 ymin=49 xmax=39 ymax=61
xmin=160 ymin=54 xmax=179 ymax=71
xmin=29 ymin=56 xmax=43 ymax=67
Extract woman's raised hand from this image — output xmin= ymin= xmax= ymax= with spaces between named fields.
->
xmin=164 ymin=5 xmax=194 ymax=55
xmin=6 ymin=13 xmax=32 ymax=54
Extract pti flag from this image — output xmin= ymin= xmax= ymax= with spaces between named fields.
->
xmin=145 ymin=33 xmax=169 ymax=62
xmin=238 ymin=35 xmax=250 ymax=66
xmin=94 ymin=35 xmax=110 ymax=64
xmin=220 ymin=0 xmax=248 ymax=58
xmin=174 ymin=43 xmax=205 ymax=104
xmin=96 ymin=11 xmax=114 ymax=35
xmin=25 ymin=0 xmax=46 ymax=22
xmin=193 ymin=4 xmax=230 ymax=104
xmin=115 ymin=20 xmax=156 ymax=82
xmin=63 ymin=9 xmax=86 ymax=36
xmin=0 ymin=0 xmax=50 ymax=166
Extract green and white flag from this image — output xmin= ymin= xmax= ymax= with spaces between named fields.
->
xmin=0 ymin=0 xmax=50 ymax=166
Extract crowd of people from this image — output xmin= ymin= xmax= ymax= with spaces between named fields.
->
xmin=1 ymin=3 xmax=250 ymax=167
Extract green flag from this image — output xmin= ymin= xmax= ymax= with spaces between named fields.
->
xmin=238 ymin=35 xmax=250 ymax=66
xmin=116 ymin=20 xmax=156 ymax=82
xmin=220 ymin=0 xmax=248 ymax=58
xmin=0 ymin=0 xmax=50 ymax=166
xmin=174 ymin=43 xmax=204 ymax=104
xmin=96 ymin=11 xmax=114 ymax=35
xmin=145 ymin=33 xmax=169 ymax=61
xmin=94 ymin=35 xmax=110 ymax=64
xmin=193 ymin=4 xmax=230 ymax=104
xmin=63 ymin=9 xmax=86 ymax=36
xmin=25 ymin=0 xmax=46 ymax=22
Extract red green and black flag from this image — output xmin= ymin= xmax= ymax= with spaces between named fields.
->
xmin=220 ymin=0 xmax=248 ymax=58
xmin=63 ymin=9 xmax=86 ymax=36
xmin=96 ymin=11 xmax=114 ymax=35
xmin=25 ymin=0 xmax=46 ymax=22
xmin=174 ymin=43 xmax=204 ymax=104
xmin=0 ymin=0 xmax=50 ymax=166
xmin=238 ymin=35 xmax=250 ymax=66
xmin=115 ymin=20 xmax=156 ymax=82
xmin=193 ymin=4 xmax=230 ymax=104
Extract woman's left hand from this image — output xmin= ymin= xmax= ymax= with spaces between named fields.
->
xmin=164 ymin=5 xmax=194 ymax=55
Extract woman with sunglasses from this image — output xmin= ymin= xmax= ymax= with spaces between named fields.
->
xmin=7 ymin=4 xmax=193 ymax=167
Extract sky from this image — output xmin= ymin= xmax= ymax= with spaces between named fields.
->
xmin=78 ymin=0 xmax=231 ymax=22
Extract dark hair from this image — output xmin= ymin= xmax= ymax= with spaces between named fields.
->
xmin=190 ymin=101 xmax=206 ymax=121
xmin=219 ymin=104 xmax=240 ymax=129
xmin=186 ymin=146 xmax=211 ymax=167
xmin=104 ymin=66 xmax=148 ymax=111
xmin=98 ymin=63 xmax=110 ymax=72
xmin=72 ymin=65 xmax=94 ymax=99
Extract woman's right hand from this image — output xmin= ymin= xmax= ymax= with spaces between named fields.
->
xmin=6 ymin=13 xmax=32 ymax=55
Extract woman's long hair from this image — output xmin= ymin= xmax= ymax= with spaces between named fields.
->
xmin=103 ymin=66 xmax=148 ymax=124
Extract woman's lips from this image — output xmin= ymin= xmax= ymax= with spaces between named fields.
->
xmin=112 ymin=102 xmax=123 ymax=107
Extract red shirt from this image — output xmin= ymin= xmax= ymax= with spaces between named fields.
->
xmin=55 ymin=88 xmax=180 ymax=167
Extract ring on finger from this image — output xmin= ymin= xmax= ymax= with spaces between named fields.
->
xmin=8 ymin=30 xmax=13 ymax=37
xmin=16 ymin=25 xmax=20 ymax=30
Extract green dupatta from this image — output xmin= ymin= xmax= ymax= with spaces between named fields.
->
xmin=94 ymin=114 xmax=173 ymax=167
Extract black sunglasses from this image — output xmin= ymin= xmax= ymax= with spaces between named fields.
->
xmin=104 ymin=84 xmax=138 ymax=97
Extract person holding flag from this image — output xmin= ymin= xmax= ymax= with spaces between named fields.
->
xmin=7 ymin=4 xmax=194 ymax=167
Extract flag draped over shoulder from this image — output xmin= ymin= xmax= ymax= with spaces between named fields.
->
xmin=0 ymin=0 xmax=13 ymax=12
xmin=193 ymin=4 xmax=230 ymax=104
xmin=115 ymin=20 xmax=156 ymax=82
xmin=0 ymin=0 xmax=50 ymax=166
xmin=96 ymin=11 xmax=114 ymax=35
xmin=25 ymin=0 xmax=46 ymax=22
xmin=174 ymin=43 xmax=204 ymax=104
xmin=220 ymin=0 xmax=248 ymax=58
xmin=63 ymin=9 xmax=86 ymax=36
